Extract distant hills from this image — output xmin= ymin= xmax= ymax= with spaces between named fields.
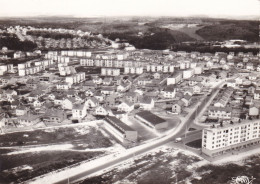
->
xmin=0 ymin=16 xmax=258 ymax=50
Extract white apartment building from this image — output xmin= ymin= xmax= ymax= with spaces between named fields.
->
xmin=80 ymin=58 xmax=95 ymax=66
xmin=202 ymin=120 xmax=260 ymax=157
xmin=146 ymin=64 xmax=174 ymax=73
xmin=65 ymin=72 xmax=86 ymax=85
xmin=101 ymin=68 xmax=120 ymax=76
xmin=183 ymin=68 xmax=195 ymax=79
xmin=18 ymin=62 xmax=31 ymax=70
xmin=61 ymin=50 xmax=91 ymax=57
xmin=124 ymin=67 xmax=143 ymax=74
xmin=167 ymin=72 xmax=182 ymax=85
xmin=18 ymin=66 xmax=44 ymax=76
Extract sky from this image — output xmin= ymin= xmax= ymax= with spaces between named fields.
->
xmin=0 ymin=0 xmax=259 ymax=19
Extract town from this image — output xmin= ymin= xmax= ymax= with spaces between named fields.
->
xmin=0 ymin=23 xmax=260 ymax=183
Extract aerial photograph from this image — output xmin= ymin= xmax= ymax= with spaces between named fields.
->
xmin=0 ymin=0 xmax=259 ymax=183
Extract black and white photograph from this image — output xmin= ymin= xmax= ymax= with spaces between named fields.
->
xmin=0 ymin=0 xmax=259 ymax=183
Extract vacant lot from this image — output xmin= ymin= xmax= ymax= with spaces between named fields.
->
xmin=76 ymin=145 xmax=260 ymax=184
xmin=77 ymin=147 xmax=202 ymax=184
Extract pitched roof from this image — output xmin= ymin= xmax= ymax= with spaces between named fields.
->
xmin=136 ymin=111 xmax=166 ymax=126
xmin=105 ymin=116 xmax=134 ymax=132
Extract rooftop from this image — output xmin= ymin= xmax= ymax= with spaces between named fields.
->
xmin=136 ymin=111 xmax=166 ymax=126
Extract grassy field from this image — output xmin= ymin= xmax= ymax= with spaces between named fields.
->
xmin=0 ymin=125 xmax=112 ymax=148
xmin=186 ymin=139 xmax=202 ymax=149
xmin=0 ymin=150 xmax=104 ymax=183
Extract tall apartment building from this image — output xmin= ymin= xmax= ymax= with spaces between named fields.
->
xmin=202 ymin=120 xmax=260 ymax=157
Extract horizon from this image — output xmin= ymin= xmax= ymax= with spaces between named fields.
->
xmin=0 ymin=0 xmax=259 ymax=20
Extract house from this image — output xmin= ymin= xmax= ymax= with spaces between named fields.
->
xmin=85 ymin=89 xmax=95 ymax=96
xmin=184 ymin=88 xmax=194 ymax=96
xmin=103 ymin=77 xmax=113 ymax=85
xmin=208 ymin=106 xmax=232 ymax=120
xmin=15 ymin=106 xmax=28 ymax=116
xmin=118 ymin=100 xmax=134 ymax=112
xmin=181 ymin=94 xmax=192 ymax=107
xmin=101 ymin=87 xmax=115 ymax=95
xmin=104 ymin=94 xmax=118 ymax=107
xmin=246 ymin=63 xmax=254 ymax=71
xmin=139 ymin=96 xmax=155 ymax=110
xmin=4 ymin=89 xmax=18 ymax=98
xmin=161 ymin=86 xmax=176 ymax=99
xmin=85 ymin=97 xmax=99 ymax=108
xmin=114 ymin=76 xmax=123 ymax=85
xmin=257 ymin=65 xmax=260 ymax=72
xmin=235 ymin=77 xmax=243 ymax=85
xmin=72 ymin=103 xmax=87 ymax=119
xmin=82 ymin=80 xmax=97 ymax=90
xmin=189 ymin=76 xmax=204 ymax=86
xmin=172 ymin=100 xmax=185 ymax=114
xmin=33 ymin=100 xmax=44 ymax=108
xmin=254 ymin=90 xmax=260 ymax=100
xmin=135 ymin=111 xmax=168 ymax=130
xmin=95 ymin=105 xmax=113 ymax=116
xmin=10 ymin=100 xmax=19 ymax=109
xmin=54 ymin=96 xmax=64 ymax=106
xmin=153 ymin=72 xmax=161 ymax=79
xmin=62 ymin=97 xmax=76 ymax=110
xmin=248 ymin=74 xmax=257 ymax=81
xmin=219 ymin=71 xmax=227 ymax=79
xmin=137 ymin=77 xmax=152 ymax=86
xmin=249 ymin=105 xmax=259 ymax=116
xmin=17 ymin=114 xmax=40 ymax=126
xmin=92 ymin=76 xmax=103 ymax=84
xmin=42 ymin=109 xmax=66 ymax=123
xmin=124 ymin=92 xmax=140 ymax=103
xmin=227 ymin=79 xmax=236 ymax=88
xmin=248 ymin=85 xmax=256 ymax=94
xmin=56 ymin=82 xmax=71 ymax=90
xmin=27 ymin=93 xmax=39 ymax=102
xmin=94 ymin=92 xmax=104 ymax=102
xmin=117 ymin=82 xmax=131 ymax=92
xmin=193 ymin=83 xmax=203 ymax=94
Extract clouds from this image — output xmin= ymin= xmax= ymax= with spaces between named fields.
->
xmin=0 ymin=0 xmax=259 ymax=18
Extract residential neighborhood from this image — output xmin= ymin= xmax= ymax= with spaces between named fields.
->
xmin=0 ymin=10 xmax=260 ymax=184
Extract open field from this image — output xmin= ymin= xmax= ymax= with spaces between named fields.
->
xmin=0 ymin=124 xmax=112 ymax=148
xmin=0 ymin=123 xmax=125 ymax=183
xmin=0 ymin=150 xmax=104 ymax=183
xmin=76 ymin=145 xmax=260 ymax=184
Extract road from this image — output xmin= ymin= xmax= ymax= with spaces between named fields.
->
xmin=30 ymin=80 xmax=227 ymax=184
